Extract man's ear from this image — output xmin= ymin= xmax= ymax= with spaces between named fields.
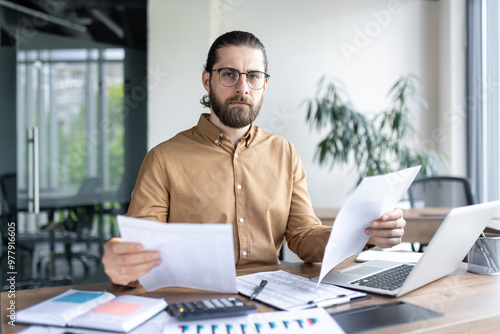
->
xmin=202 ymin=71 xmax=211 ymax=92
xmin=263 ymin=77 xmax=269 ymax=94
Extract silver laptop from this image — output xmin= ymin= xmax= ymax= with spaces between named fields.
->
xmin=313 ymin=201 xmax=500 ymax=297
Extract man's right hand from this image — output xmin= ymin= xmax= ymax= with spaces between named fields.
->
xmin=102 ymin=237 xmax=162 ymax=286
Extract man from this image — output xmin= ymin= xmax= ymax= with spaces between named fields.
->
xmin=102 ymin=31 xmax=405 ymax=287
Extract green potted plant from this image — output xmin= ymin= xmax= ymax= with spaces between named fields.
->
xmin=305 ymin=74 xmax=443 ymax=182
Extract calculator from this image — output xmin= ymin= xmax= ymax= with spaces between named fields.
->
xmin=168 ymin=297 xmax=258 ymax=320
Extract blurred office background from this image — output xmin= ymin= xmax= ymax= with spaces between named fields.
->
xmin=1 ymin=0 xmax=498 ymax=287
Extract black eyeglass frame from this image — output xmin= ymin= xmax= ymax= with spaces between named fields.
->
xmin=211 ymin=67 xmax=270 ymax=90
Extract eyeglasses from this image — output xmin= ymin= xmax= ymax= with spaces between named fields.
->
xmin=211 ymin=67 xmax=270 ymax=90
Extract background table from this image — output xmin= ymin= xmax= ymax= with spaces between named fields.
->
xmin=315 ymin=207 xmax=500 ymax=245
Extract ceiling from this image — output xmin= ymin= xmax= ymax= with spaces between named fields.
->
xmin=0 ymin=0 xmax=147 ymax=49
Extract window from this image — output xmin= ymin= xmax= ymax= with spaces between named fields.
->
xmin=468 ymin=0 xmax=500 ymax=202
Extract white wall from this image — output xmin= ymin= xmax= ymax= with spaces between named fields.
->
xmin=148 ymin=0 xmax=467 ymax=208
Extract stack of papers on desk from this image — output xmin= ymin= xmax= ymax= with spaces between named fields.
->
xmin=237 ymin=270 xmax=366 ymax=310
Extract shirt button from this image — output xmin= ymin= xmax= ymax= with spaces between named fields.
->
xmin=235 ymin=153 xmax=239 ymax=158
xmin=242 ymin=251 xmax=247 ymax=256
xmin=219 ymin=133 xmax=223 ymax=138
xmin=239 ymin=218 xmax=244 ymax=223
xmin=236 ymin=184 xmax=242 ymax=190
xmin=214 ymin=139 xmax=219 ymax=144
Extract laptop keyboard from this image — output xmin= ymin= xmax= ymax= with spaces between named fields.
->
xmin=351 ymin=264 xmax=414 ymax=291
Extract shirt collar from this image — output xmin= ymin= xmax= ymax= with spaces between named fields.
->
xmin=197 ymin=113 xmax=256 ymax=148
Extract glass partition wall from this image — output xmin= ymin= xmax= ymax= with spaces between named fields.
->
xmin=13 ymin=32 xmax=125 ymax=283
xmin=17 ymin=48 xmax=125 ymax=210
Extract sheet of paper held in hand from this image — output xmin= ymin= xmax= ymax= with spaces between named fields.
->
xmin=237 ymin=270 xmax=366 ymax=310
xmin=317 ymin=165 xmax=422 ymax=286
xmin=117 ymin=215 xmax=237 ymax=293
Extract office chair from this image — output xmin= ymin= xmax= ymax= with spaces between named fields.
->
xmin=38 ymin=177 xmax=102 ymax=279
xmin=408 ymin=176 xmax=475 ymax=209
xmin=407 ymin=176 xmax=475 ymax=252
xmin=0 ymin=173 xmax=72 ymax=290
xmin=102 ymin=182 xmax=134 ymax=238
xmin=0 ymin=173 xmax=17 ymax=221
xmin=62 ymin=177 xmax=102 ymax=277
xmin=0 ymin=173 xmax=38 ymax=274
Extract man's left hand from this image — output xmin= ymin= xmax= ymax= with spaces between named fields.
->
xmin=365 ymin=208 xmax=406 ymax=248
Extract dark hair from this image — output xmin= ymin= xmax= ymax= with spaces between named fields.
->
xmin=200 ymin=31 xmax=268 ymax=108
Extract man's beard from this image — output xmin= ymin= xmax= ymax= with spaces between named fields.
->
xmin=209 ymin=90 xmax=263 ymax=129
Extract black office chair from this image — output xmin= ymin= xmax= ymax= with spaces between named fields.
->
xmin=408 ymin=176 xmax=475 ymax=208
xmin=0 ymin=173 xmax=38 ymax=274
xmin=61 ymin=177 xmax=102 ymax=277
xmin=407 ymin=176 xmax=475 ymax=252
xmin=37 ymin=177 xmax=102 ymax=280
xmin=102 ymin=182 xmax=134 ymax=238
xmin=0 ymin=173 xmax=17 ymax=221
xmin=0 ymin=173 xmax=72 ymax=290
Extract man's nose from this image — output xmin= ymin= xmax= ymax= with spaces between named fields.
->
xmin=235 ymin=74 xmax=250 ymax=94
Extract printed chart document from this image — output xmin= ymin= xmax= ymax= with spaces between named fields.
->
xmin=162 ymin=307 xmax=345 ymax=333
xmin=237 ymin=270 xmax=366 ymax=310
xmin=16 ymin=289 xmax=167 ymax=332
xmin=317 ymin=166 xmax=421 ymax=285
xmin=118 ymin=215 xmax=238 ymax=293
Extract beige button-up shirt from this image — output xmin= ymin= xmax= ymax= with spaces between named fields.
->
xmin=127 ymin=114 xmax=332 ymax=267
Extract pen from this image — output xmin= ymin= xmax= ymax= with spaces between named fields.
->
xmin=477 ymin=233 xmax=499 ymax=272
xmin=307 ymin=294 xmax=351 ymax=308
xmin=250 ymin=280 xmax=268 ymax=300
xmin=287 ymin=294 xmax=351 ymax=310
xmin=312 ymin=294 xmax=350 ymax=308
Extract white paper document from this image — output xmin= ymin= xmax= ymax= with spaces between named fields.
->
xmin=117 ymin=215 xmax=237 ymax=293
xmin=237 ymin=270 xmax=365 ymax=310
xmin=317 ymin=166 xmax=421 ymax=285
xmin=162 ymin=307 xmax=345 ymax=334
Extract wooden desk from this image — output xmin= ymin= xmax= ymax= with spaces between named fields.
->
xmin=315 ymin=207 xmax=500 ymax=244
xmin=2 ymin=258 xmax=500 ymax=333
